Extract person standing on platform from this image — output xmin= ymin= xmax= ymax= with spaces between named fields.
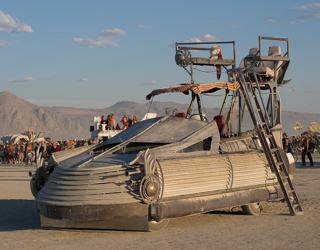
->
xmin=107 ymin=112 xmax=115 ymax=130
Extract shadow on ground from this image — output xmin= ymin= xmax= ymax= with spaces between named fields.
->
xmin=0 ymin=199 xmax=41 ymax=231
xmin=295 ymin=155 xmax=319 ymax=169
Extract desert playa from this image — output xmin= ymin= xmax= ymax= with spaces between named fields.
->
xmin=1 ymin=156 xmax=319 ymax=250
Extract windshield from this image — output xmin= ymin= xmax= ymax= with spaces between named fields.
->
xmin=112 ymin=142 xmax=167 ymax=154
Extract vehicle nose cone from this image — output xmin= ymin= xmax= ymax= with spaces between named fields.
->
xmin=147 ymin=182 xmax=158 ymax=197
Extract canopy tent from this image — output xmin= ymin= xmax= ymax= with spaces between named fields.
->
xmin=146 ymin=81 xmax=240 ymax=100
xmin=1 ymin=134 xmax=29 ymax=144
xmin=309 ymin=124 xmax=320 ymax=133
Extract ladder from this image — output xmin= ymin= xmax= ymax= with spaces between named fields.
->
xmin=234 ymin=69 xmax=303 ymax=215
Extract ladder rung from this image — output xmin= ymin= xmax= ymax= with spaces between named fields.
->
xmin=275 ymin=162 xmax=284 ymax=167
xmin=270 ymin=148 xmax=278 ymax=153
xmin=239 ymin=75 xmax=303 ymax=216
xmin=269 ymin=192 xmax=278 ymax=196
xmin=281 ymin=176 xmax=290 ymax=181
xmin=287 ymin=190 xmax=296 ymax=195
xmin=266 ymin=177 xmax=276 ymax=180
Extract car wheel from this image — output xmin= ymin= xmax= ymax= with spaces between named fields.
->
xmin=147 ymin=219 xmax=169 ymax=232
xmin=30 ymin=177 xmax=38 ymax=197
xmin=241 ymin=202 xmax=263 ymax=215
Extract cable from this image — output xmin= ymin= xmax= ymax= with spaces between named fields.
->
xmin=147 ymin=96 xmax=154 ymax=115
xmin=193 ymin=67 xmax=227 ymax=74
xmin=280 ymin=85 xmax=295 ymax=93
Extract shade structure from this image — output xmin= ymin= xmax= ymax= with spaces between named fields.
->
xmin=146 ymin=81 xmax=240 ymax=100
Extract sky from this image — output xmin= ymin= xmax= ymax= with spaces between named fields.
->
xmin=0 ymin=0 xmax=320 ymax=115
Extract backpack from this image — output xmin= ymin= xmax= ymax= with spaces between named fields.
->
xmin=309 ymin=140 xmax=315 ymax=150
xmin=288 ymin=141 xmax=292 ymax=152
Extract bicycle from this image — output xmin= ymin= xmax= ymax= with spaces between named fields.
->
xmin=291 ymin=146 xmax=302 ymax=162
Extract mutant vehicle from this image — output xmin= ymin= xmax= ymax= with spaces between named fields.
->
xmin=30 ymin=36 xmax=302 ymax=231
xmin=90 ymin=116 xmax=122 ymax=142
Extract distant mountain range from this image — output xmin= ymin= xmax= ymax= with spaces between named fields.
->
xmin=0 ymin=91 xmax=84 ymax=140
xmin=0 ymin=91 xmax=318 ymax=140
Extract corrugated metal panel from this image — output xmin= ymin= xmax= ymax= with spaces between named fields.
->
xmin=36 ymin=163 xmax=142 ymax=206
xmin=159 ymin=155 xmax=230 ymax=197
xmin=159 ymin=151 xmax=276 ymax=199
xmin=37 ymin=149 xmax=276 ymax=207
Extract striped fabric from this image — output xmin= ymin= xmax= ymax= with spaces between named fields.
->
xmin=146 ymin=81 xmax=240 ymax=100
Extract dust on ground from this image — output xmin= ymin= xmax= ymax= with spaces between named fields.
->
xmin=1 ymin=156 xmax=319 ymax=250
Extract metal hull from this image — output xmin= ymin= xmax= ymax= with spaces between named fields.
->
xmin=33 ymin=116 xmax=293 ymax=231
xmin=37 ymin=185 xmax=283 ymax=231
xmin=35 ymin=149 xmax=284 ymax=231
xmin=37 ymin=202 xmax=151 ymax=231
xmin=156 ymin=185 xmax=283 ymax=220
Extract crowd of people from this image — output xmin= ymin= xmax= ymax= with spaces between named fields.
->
xmin=0 ymin=113 xmax=141 ymax=165
xmin=120 ymin=114 xmax=138 ymax=129
xmin=100 ymin=113 xmax=139 ymax=130
xmin=283 ymin=133 xmax=319 ymax=167
xmin=100 ymin=112 xmax=116 ymax=130
xmin=0 ymin=139 xmax=98 ymax=165
xmin=2 ymin=126 xmax=317 ymax=167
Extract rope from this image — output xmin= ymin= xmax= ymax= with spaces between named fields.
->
xmin=193 ymin=67 xmax=227 ymax=74
xmin=200 ymin=94 xmax=206 ymax=117
xmin=202 ymin=93 xmax=232 ymax=97
xmin=147 ymin=96 xmax=154 ymax=114
xmin=281 ymin=85 xmax=295 ymax=93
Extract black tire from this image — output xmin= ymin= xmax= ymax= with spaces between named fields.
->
xmin=30 ymin=177 xmax=38 ymax=197
xmin=147 ymin=219 xmax=169 ymax=232
xmin=241 ymin=202 xmax=262 ymax=215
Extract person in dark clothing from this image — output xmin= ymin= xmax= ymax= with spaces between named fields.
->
xmin=282 ymin=133 xmax=289 ymax=153
xmin=301 ymin=135 xmax=313 ymax=166
xmin=128 ymin=116 xmax=133 ymax=127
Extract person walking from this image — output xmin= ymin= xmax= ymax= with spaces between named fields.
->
xmin=26 ymin=143 xmax=32 ymax=165
xmin=301 ymin=135 xmax=314 ymax=167
xmin=17 ymin=142 xmax=25 ymax=164
xmin=8 ymin=142 xmax=14 ymax=164
xmin=0 ymin=143 xmax=5 ymax=164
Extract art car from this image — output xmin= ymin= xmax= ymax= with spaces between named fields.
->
xmin=30 ymin=36 xmax=302 ymax=231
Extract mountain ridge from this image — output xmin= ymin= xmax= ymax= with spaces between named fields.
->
xmin=0 ymin=91 xmax=318 ymax=140
xmin=0 ymin=91 xmax=84 ymax=140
